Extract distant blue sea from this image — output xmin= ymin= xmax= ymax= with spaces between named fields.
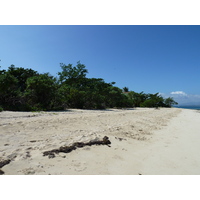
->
xmin=174 ymin=106 xmax=200 ymax=110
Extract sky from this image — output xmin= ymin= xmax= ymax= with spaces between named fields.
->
xmin=0 ymin=25 xmax=200 ymax=105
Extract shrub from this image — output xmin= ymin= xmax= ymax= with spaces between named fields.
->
xmin=0 ymin=106 xmax=3 ymax=112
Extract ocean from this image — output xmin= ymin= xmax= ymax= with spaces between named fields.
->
xmin=174 ymin=106 xmax=200 ymax=110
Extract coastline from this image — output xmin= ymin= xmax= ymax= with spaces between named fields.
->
xmin=1 ymin=107 xmax=200 ymax=175
xmin=174 ymin=105 xmax=200 ymax=110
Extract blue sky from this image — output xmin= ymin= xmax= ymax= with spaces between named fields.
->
xmin=0 ymin=25 xmax=200 ymax=105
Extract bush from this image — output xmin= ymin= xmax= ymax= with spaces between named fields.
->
xmin=0 ymin=106 xmax=3 ymax=112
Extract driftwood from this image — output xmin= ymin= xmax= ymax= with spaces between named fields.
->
xmin=0 ymin=159 xmax=11 ymax=175
xmin=43 ymin=136 xmax=111 ymax=159
xmin=0 ymin=169 xmax=4 ymax=175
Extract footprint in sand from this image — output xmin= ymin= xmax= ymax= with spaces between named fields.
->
xmin=83 ymin=147 xmax=91 ymax=151
xmin=7 ymin=153 xmax=18 ymax=160
xmin=74 ymin=166 xmax=87 ymax=172
xmin=72 ymin=161 xmax=87 ymax=172
xmin=23 ymin=151 xmax=31 ymax=159
xmin=21 ymin=168 xmax=35 ymax=175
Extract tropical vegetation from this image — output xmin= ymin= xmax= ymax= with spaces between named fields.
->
xmin=0 ymin=62 xmax=178 ymax=111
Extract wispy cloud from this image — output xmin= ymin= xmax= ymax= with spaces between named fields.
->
xmin=170 ymin=91 xmax=187 ymax=96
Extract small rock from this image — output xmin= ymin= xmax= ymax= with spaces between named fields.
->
xmin=30 ymin=140 xmax=37 ymax=143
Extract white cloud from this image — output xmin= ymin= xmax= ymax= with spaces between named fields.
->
xmin=170 ymin=91 xmax=187 ymax=96
xmin=161 ymin=91 xmax=200 ymax=105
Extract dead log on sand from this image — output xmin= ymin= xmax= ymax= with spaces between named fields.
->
xmin=43 ymin=136 xmax=111 ymax=158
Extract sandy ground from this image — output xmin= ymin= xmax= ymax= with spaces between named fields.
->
xmin=0 ymin=107 xmax=200 ymax=175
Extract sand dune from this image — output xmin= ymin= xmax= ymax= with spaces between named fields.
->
xmin=0 ymin=107 xmax=200 ymax=175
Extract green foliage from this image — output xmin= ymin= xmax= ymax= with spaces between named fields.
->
xmin=123 ymin=87 xmax=129 ymax=92
xmin=0 ymin=71 xmax=21 ymax=110
xmin=25 ymin=73 xmax=59 ymax=111
xmin=0 ymin=106 xmax=3 ymax=112
xmin=126 ymin=91 xmax=148 ymax=107
xmin=7 ymin=65 xmax=38 ymax=92
xmin=58 ymin=61 xmax=88 ymax=85
xmin=126 ymin=91 xmax=177 ymax=108
xmin=0 ymin=65 xmax=39 ymax=111
xmin=140 ymin=93 xmax=165 ymax=108
xmin=164 ymin=97 xmax=178 ymax=107
xmin=0 ymin=61 xmax=177 ymax=111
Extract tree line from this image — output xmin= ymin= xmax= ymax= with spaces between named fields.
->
xmin=0 ymin=62 xmax=178 ymax=111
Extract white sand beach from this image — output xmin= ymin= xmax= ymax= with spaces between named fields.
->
xmin=0 ymin=107 xmax=200 ymax=175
